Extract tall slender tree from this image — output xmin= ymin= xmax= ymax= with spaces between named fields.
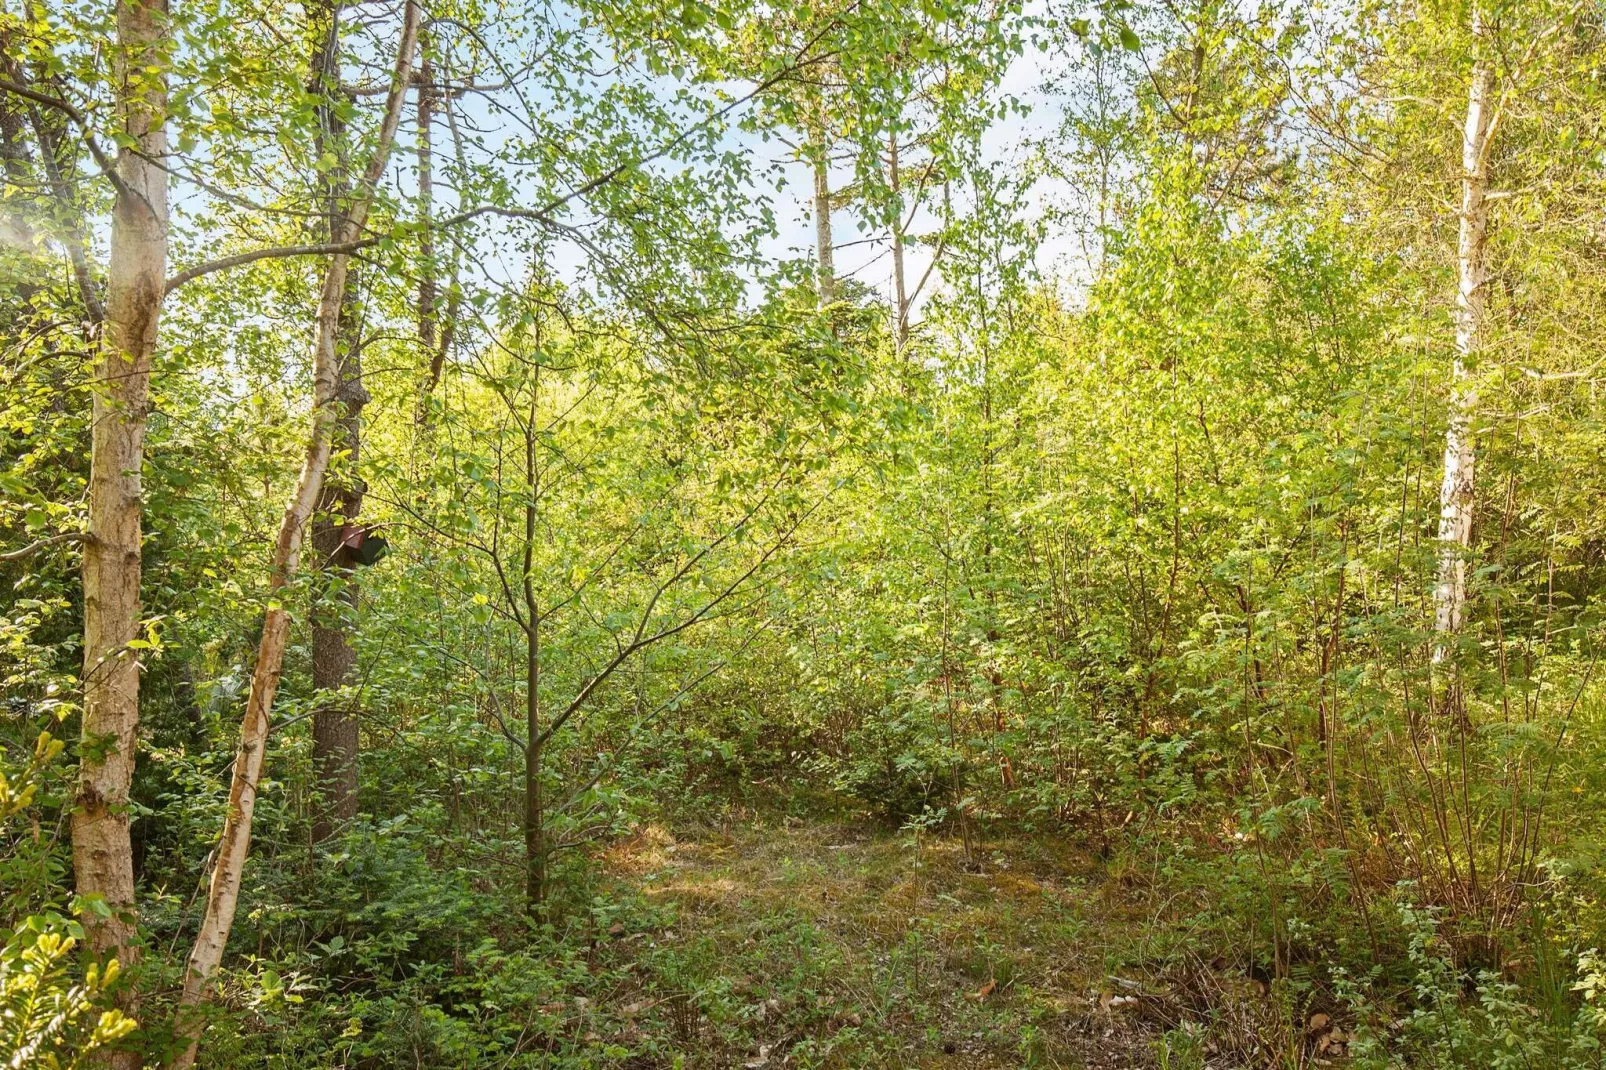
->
xmin=306 ymin=0 xmax=369 ymax=845
xmin=1432 ymin=5 xmax=1495 ymax=660
xmin=809 ymin=110 xmax=835 ymax=309
xmin=72 ymin=0 xmax=168 ymax=1028
xmin=170 ymin=4 xmax=421 ymax=1061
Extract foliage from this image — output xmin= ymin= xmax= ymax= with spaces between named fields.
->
xmin=0 ymin=920 xmax=137 ymax=1069
xmin=5 ymin=0 xmax=1606 ymax=1062
xmin=1 ymin=731 xmax=136 ymax=1066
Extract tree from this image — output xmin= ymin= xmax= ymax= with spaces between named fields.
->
xmin=1432 ymin=2 xmax=1495 ymax=662
xmin=69 ymin=0 xmax=169 ymax=1031
xmin=305 ymin=0 xmax=370 ymax=845
xmin=170 ymin=4 xmax=421 ymax=1060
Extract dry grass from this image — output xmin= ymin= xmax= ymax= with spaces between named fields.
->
xmin=583 ymin=805 xmax=1219 ymax=1068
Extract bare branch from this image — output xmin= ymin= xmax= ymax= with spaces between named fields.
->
xmin=0 ymin=532 xmax=88 ymax=561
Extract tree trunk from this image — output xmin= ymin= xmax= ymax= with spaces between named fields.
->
xmin=811 ymin=131 xmax=834 ymax=309
xmin=309 ymin=278 xmax=367 ymax=844
xmin=416 ymin=42 xmax=438 ymax=417
xmin=19 ymin=91 xmax=105 ymax=322
xmin=521 ymin=382 xmax=545 ymax=915
xmin=1433 ymin=16 xmax=1494 ymax=662
xmin=169 ymin=5 xmax=418 ymax=1063
xmin=0 ymin=52 xmax=34 ymax=251
xmin=419 ymin=78 xmax=465 ymax=425
xmin=524 ymin=719 xmax=545 ymax=913
xmin=889 ymin=132 xmax=908 ymax=352
xmin=307 ymin=1 xmax=367 ymax=845
xmin=72 ymin=0 xmax=167 ymax=1031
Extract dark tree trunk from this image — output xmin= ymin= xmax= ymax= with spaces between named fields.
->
xmin=309 ymin=276 xmax=367 ymax=844
xmin=306 ymin=0 xmax=367 ymax=844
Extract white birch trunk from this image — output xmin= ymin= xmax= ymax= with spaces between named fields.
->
xmin=811 ymin=125 xmax=834 ymax=308
xmin=72 ymin=0 xmax=167 ymax=1030
xmin=1433 ymin=16 xmax=1495 ymax=660
xmin=167 ymin=5 xmax=420 ymax=1063
xmin=889 ymin=132 xmax=909 ymax=352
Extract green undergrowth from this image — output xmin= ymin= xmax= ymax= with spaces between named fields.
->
xmin=149 ymin=792 xmax=1606 ymax=1068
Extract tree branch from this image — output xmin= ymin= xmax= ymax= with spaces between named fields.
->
xmin=0 ymin=532 xmax=88 ymax=561
xmin=162 ymin=204 xmax=558 ymax=295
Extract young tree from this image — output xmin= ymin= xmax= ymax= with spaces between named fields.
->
xmin=396 ymin=282 xmax=823 ymax=911
xmin=170 ymin=3 xmax=421 ymax=1059
xmin=1432 ymin=3 xmax=1494 ymax=661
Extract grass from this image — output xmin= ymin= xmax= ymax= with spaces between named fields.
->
xmin=558 ymin=798 xmax=1270 ymax=1069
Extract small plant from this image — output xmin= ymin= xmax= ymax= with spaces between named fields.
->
xmin=1339 ymin=895 xmax=1606 ymax=1069
xmin=1154 ymin=1023 xmax=1205 ymax=1070
xmin=0 ymin=917 xmax=137 ymax=1068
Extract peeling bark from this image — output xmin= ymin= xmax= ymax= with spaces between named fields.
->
xmin=72 ymin=0 xmax=168 ymax=1043
xmin=169 ymin=4 xmax=420 ymax=1062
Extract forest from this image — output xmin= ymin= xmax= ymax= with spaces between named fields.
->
xmin=3 ymin=0 xmax=1606 ymax=1065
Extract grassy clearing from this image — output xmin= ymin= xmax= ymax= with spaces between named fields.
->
xmin=555 ymin=800 xmax=1326 ymax=1069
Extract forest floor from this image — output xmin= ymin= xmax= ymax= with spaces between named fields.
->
xmin=572 ymin=798 xmax=1330 ymax=1069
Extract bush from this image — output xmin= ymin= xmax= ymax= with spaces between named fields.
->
xmin=829 ymin=705 xmax=966 ymax=822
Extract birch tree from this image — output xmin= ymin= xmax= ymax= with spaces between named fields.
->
xmin=169 ymin=3 xmax=420 ymax=1060
xmin=1432 ymin=4 xmax=1494 ymax=661
xmin=71 ymin=0 xmax=168 ymax=1010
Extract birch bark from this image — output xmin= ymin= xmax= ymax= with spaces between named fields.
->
xmin=1433 ymin=12 xmax=1495 ymax=659
xmin=889 ymin=132 xmax=909 ymax=351
xmin=813 ymin=155 xmax=834 ymax=307
xmin=168 ymin=4 xmax=419 ymax=1062
xmin=810 ymin=114 xmax=834 ymax=308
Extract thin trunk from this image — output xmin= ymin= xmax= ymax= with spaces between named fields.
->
xmin=0 ymin=46 xmax=34 ymax=251
xmin=72 ymin=0 xmax=167 ymax=1036
xmin=889 ymin=132 xmax=909 ymax=352
xmin=414 ymin=39 xmax=438 ymax=424
xmin=307 ymin=0 xmax=366 ymax=845
xmin=1433 ymin=16 xmax=1494 ymax=661
xmin=524 ymin=629 xmax=544 ymax=912
xmin=522 ymin=374 xmax=544 ymax=914
xmin=417 ymin=52 xmax=463 ymax=426
xmin=169 ymin=5 xmax=419 ymax=1063
xmin=23 ymin=97 xmax=104 ymax=322
xmin=0 ymin=37 xmax=104 ymax=321
xmin=811 ymin=128 xmax=834 ymax=309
